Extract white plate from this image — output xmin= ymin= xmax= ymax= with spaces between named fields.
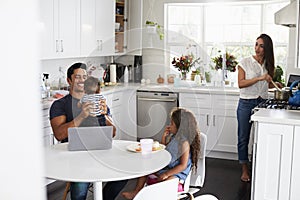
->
xmin=126 ymin=143 xmax=166 ymax=153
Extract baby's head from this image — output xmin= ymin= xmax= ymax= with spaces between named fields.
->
xmin=84 ymin=76 xmax=100 ymax=94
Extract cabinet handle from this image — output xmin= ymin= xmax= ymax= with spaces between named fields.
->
xmin=97 ymin=40 xmax=102 ymax=51
xmin=206 ymin=114 xmax=209 ymax=126
xmin=60 ymin=40 xmax=63 ymax=52
xmin=112 ymin=98 xmax=119 ymax=102
xmin=213 ymin=115 xmax=215 ymax=126
xmin=56 ymin=40 xmax=59 ymax=52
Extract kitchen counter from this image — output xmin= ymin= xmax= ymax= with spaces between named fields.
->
xmin=41 ymin=82 xmax=240 ymax=109
xmin=100 ymin=82 xmax=240 ymax=95
xmin=251 ymin=109 xmax=300 ymax=125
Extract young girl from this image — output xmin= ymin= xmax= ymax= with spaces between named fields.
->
xmin=122 ymin=107 xmax=201 ymax=199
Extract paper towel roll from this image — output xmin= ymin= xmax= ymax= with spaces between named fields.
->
xmin=110 ymin=64 xmax=116 ymax=83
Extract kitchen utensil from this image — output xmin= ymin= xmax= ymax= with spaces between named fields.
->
xmin=271 ymin=80 xmax=281 ymax=91
xmin=288 ymin=80 xmax=300 ymax=106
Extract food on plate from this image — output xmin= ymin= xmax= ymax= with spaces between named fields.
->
xmin=152 ymin=141 xmax=160 ymax=151
xmin=135 ymin=144 xmax=141 ymax=152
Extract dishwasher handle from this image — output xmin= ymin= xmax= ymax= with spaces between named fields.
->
xmin=138 ymin=97 xmax=177 ymax=102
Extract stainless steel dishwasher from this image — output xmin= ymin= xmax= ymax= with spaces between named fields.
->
xmin=137 ymin=90 xmax=178 ymax=141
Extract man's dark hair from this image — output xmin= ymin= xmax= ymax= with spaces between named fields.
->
xmin=67 ymin=62 xmax=87 ymax=79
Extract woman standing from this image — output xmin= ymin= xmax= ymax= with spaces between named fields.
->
xmin=237 ymin=33 xmax=275 ymax=182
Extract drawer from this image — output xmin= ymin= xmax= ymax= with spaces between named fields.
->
xmin=213 ymin=94 xmax=239 ymax=110
xmin=179 ymin=93 xmax=212 ymax=109
xmin=106 ymin=92 xmax=123 ymax=108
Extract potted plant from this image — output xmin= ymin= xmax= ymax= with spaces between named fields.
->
xmin=145 ymin=20 xmax=164 ymax=40
xmin=172 ymin=54 xmax=201 ymax=80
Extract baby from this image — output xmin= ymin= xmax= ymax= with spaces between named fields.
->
xmin=78 ymin=76 xmax=107 ymax=127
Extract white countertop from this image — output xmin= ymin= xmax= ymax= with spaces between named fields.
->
xmin=251 ymin=109 xmax=300 ymax=126
xmin=41 ymin=82 xmax=241 ymax=109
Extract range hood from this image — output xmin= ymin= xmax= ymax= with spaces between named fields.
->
xmin=274 ymin=1 xmax=297 ymax=27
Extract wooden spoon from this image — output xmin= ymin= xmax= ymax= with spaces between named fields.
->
xmin=271 ymin=80 xmax=281 ymax=91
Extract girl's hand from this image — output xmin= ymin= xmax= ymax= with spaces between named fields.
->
xmin=157 ymin=173 xmax=169 ymax=181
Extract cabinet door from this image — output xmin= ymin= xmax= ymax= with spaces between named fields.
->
xmin=95 ymin=0 xmax=114 ymax=56
xmin=291 ymin=126 xmax=300 ymax=200
xmin=80 ymin=0 xmax=96 ymax=56
xmin=254 ymin=123 xmax=293 ymax=200
xmin=127 ymin=0 xmax=142 ymax=55
xmin=212 ymin=94 xmax=238 ymax=153
xmin=179 ymin=93 xmax=214 ymax=150
xmin=54 ymin=0 xmax=80 ymax=58
xmin=39 ymin=0 xmax=55 ymax=59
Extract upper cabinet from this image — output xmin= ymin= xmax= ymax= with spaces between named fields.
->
xmin=80 ymin=0 xmax=114 ymax=57
xmin=40 ymin=0 xmax=80 ymax=59
xmin=39 ymin=0 xmax=142 ymax=59
xmin=127 ymin=0 xmax=142 ymax=55
xmin=115 ymin=0 xmax=127 ymax=54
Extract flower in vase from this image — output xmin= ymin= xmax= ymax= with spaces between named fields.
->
xmin=172 ymin=54 xmax=201 ymax=73
xmin=212 ymin=52 xmax=238 ymax=72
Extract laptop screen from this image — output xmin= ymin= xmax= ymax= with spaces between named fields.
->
xmin=287 ymin=74 xmax=300 ymax=87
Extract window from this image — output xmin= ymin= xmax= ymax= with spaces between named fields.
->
xmin=166 ymin=1 xmax=289 ymax=78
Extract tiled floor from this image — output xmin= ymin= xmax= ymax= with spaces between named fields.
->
xmin=47 ymin=157 xmax=251 ymax=200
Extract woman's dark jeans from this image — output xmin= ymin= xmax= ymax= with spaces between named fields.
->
xmin=237 ymin=97 xmax=264 ymax=164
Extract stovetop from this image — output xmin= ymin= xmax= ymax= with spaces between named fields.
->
xmin=257 ymin=99 xmax=300 ymax=110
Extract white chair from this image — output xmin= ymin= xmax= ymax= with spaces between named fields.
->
xmin=179 ymin=132 xmax=207 ymax=198
xmin=133 ymin=178 xmax=178 ymax=200
xmin=194 ymin=194 xmax=219 ymax=200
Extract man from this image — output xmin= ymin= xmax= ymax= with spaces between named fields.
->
xmin=49 ymin=62 xmax=127 ymax=200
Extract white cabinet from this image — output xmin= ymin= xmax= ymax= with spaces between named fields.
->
xmin=179 ymin=92 xmax=239 ymax=156
xmin=40 ymin=0 xmax=80 ymax=59
xmin=105 ymin=89 xmax=136 ymax=141
xmin=291 ymin=126 xmax=300 ymax=199
xmin=80 ymin=0 xmax=114 ymax=57
xmin=252 ymin=123 xmax=294 ymax=200
xmin=212 ymin=95 xmax=238 ymax=153
xmin=126 ymin=0 xmax=142 ymax=55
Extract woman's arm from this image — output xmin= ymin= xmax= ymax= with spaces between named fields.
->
xmin=157 ymin=141 xmax=190 ymax=181
xmin=238 ymin=66 xmax=272 ymax=89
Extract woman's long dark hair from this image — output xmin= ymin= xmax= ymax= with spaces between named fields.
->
xmin=257 ymin=33 xmax=275 ymax=77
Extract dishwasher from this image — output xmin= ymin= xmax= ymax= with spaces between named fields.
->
xmin=137 ymin=90 xmax=178 ymax=141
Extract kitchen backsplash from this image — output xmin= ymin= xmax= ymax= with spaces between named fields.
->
xmin=41 ymin=55 xmax=134 ymax=89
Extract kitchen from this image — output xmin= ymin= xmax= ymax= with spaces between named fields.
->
xmin=2 ymin=0 xmax=300 ymax=200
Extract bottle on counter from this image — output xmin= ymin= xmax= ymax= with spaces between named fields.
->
xmin=109 ymin=56 xmax=117 ymax=83
xmin=124 ymin=65 xmax=129 ymax=83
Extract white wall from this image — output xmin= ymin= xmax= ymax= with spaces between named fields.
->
xmin=1 ymin=0 xmax=46 ymax=199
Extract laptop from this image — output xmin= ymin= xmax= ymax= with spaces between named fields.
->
xmin=287 ymin=73 xmax=300 ymax=87
xmin=68 ymin=126 xmax=113 ymax=151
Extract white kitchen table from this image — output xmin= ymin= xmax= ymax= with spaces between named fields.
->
xmin=44 ymin=140 xmax=171 ymax=200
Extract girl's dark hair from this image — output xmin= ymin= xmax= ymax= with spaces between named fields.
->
xmin=67 ymin=62 xmax=87 ymax=79
xmin=170 ymin=107 xmax=201 ymax=171
xmin=257 ymin=34 xmax=275 ymax=77
xmin=84 ymin=76 xmax=100 ymax=94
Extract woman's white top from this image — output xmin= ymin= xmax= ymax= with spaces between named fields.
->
xmin=238 ymin=56 xmax=269 ymax=99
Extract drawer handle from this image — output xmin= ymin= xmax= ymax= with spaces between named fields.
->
xmin=206 ymin=114 xmax=209 ymax=126
xmin=112 ymin=98 xmax=119 ymax=102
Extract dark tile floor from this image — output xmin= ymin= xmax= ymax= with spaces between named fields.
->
xmin=46 ymin=157 xmax=251 ymax=200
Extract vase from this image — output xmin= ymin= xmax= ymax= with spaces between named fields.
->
xmin=181 ymin=71 xmax=187 ymax=80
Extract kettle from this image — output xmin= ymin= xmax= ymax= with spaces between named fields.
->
xmin=288 ymin=80 xmax=300 ymax=106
